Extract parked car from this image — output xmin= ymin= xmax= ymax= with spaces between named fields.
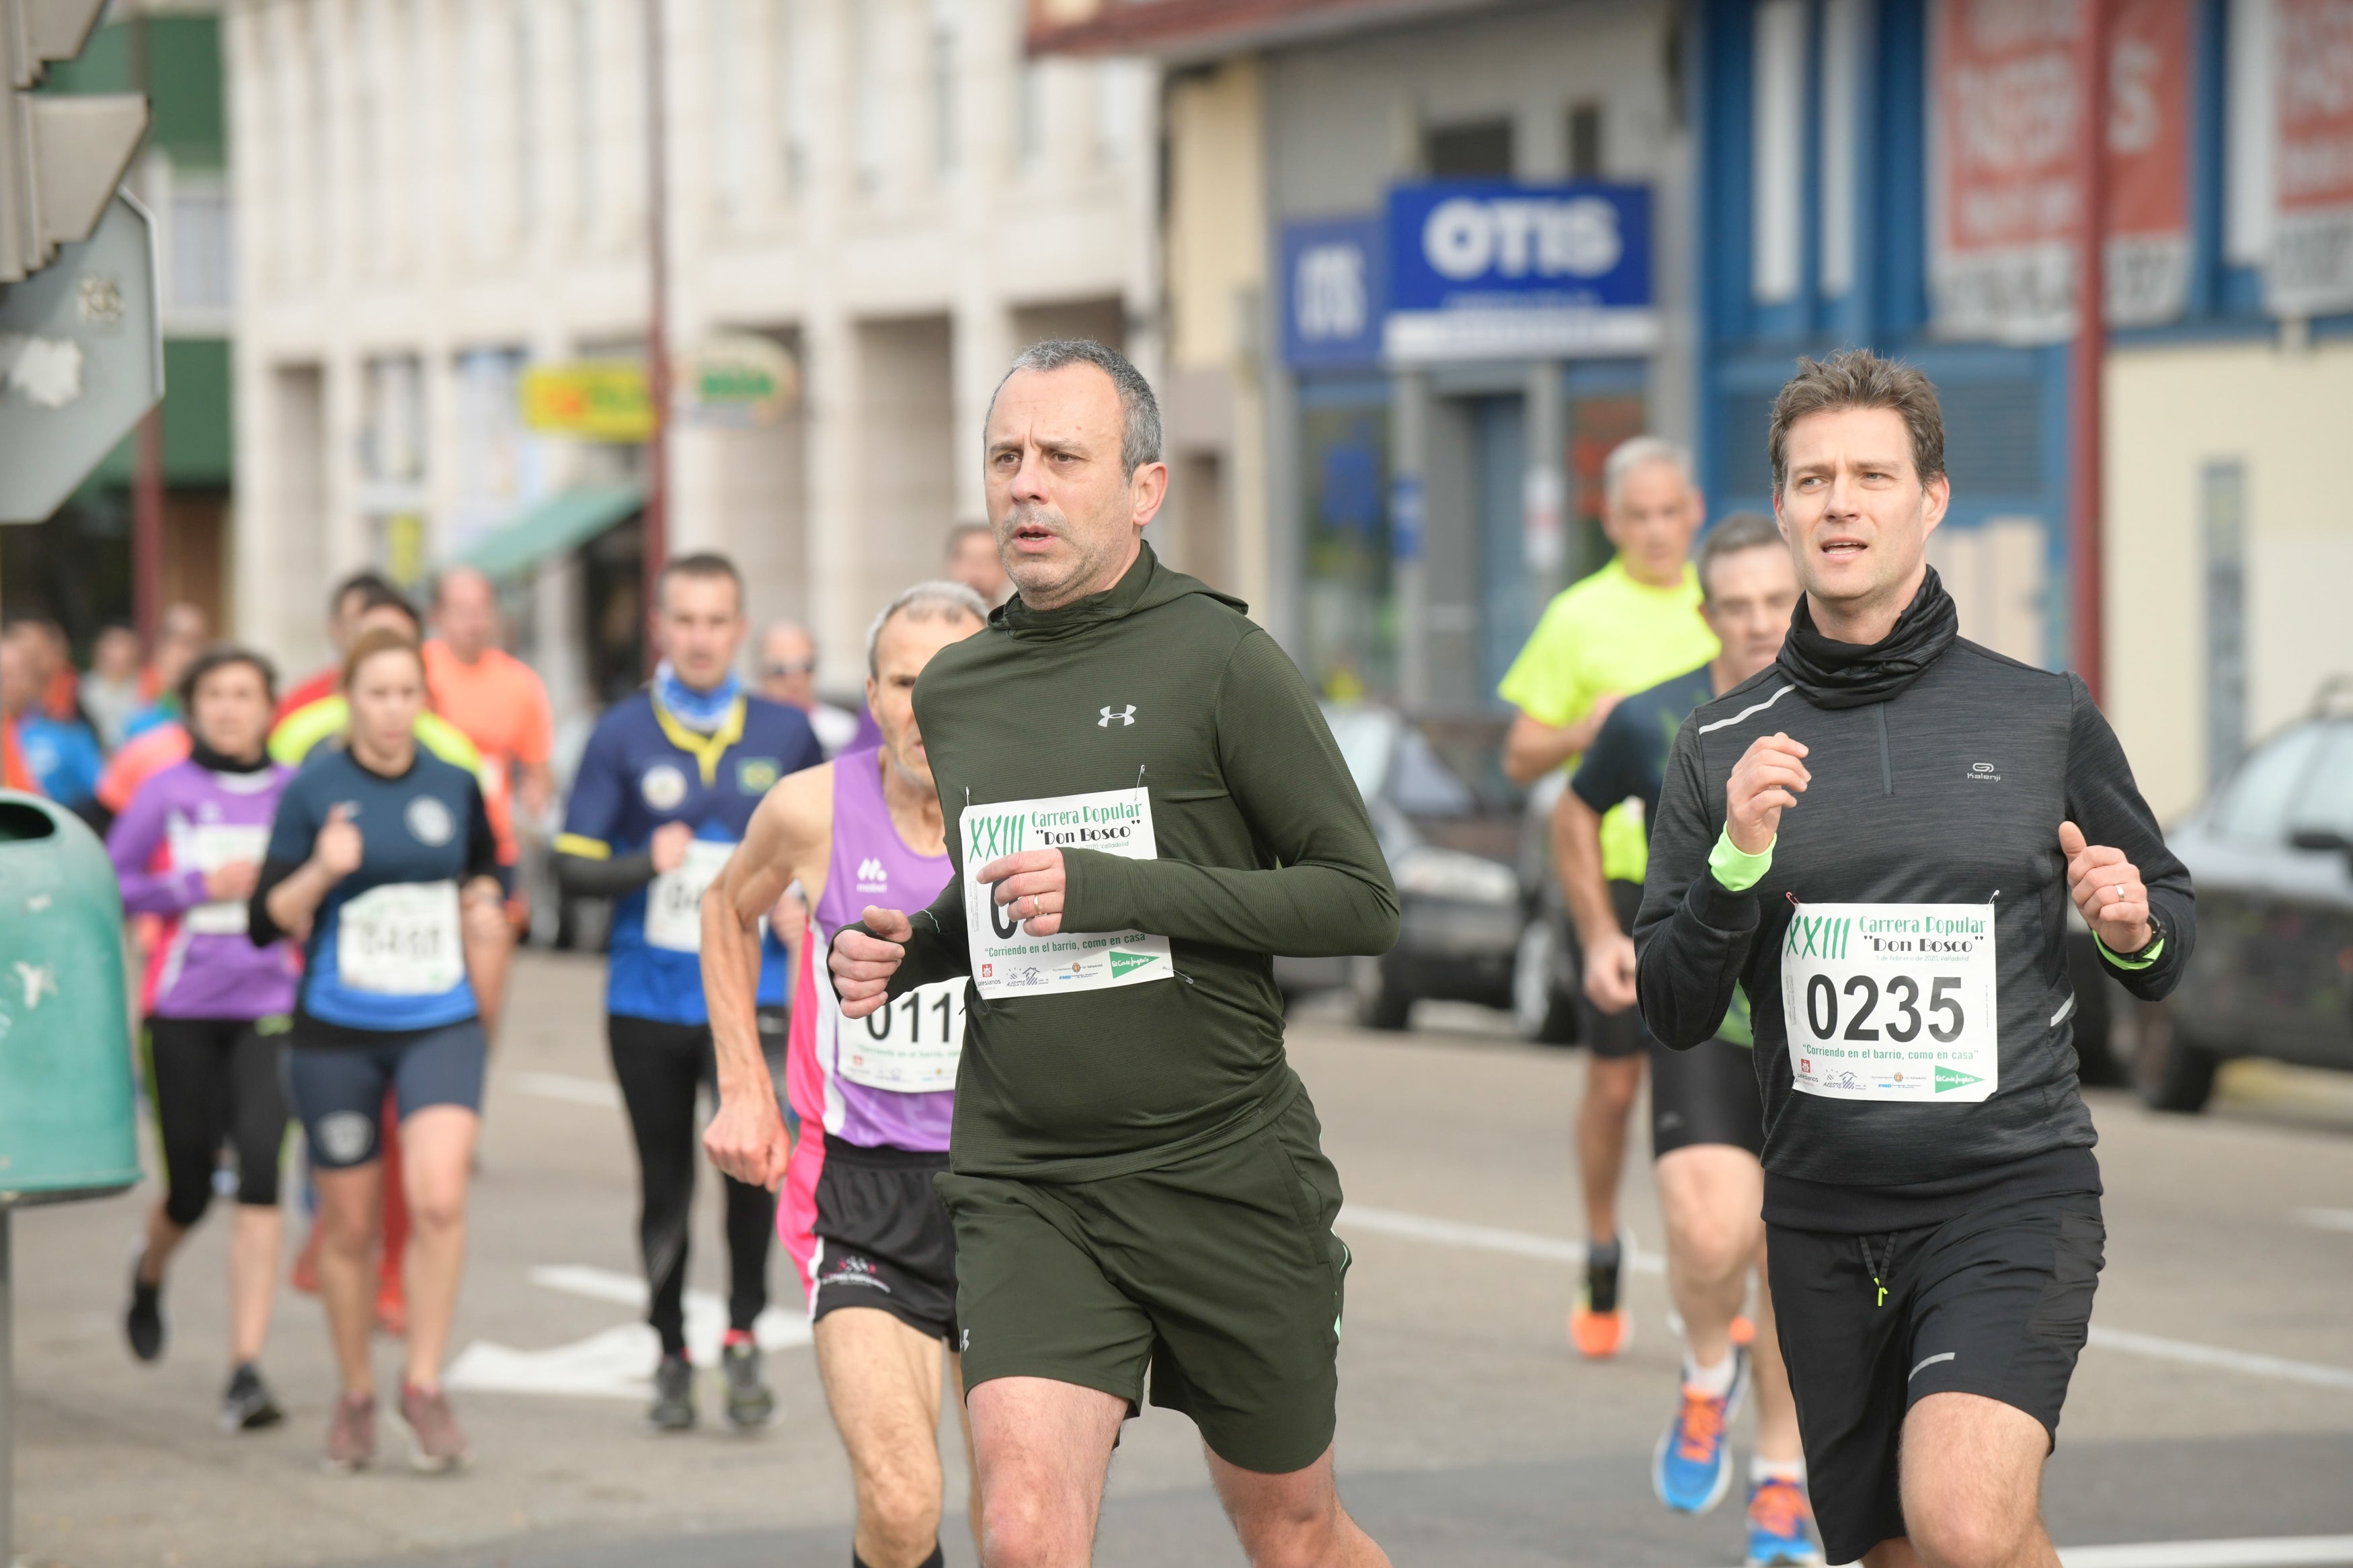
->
xmin=1275 ymin=706 xmax=1526 ymax=1028
xmin=2120 ymin=682 xmax=2353 ymax=1112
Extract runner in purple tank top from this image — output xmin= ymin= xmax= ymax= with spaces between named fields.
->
xmin=702 ymin=582 xmax=987 ymax=1568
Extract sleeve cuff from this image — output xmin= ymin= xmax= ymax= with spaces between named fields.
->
xmin=1708 ymin=827 xmax=1775 ymax=893
xmin=554 ymin=833 xmax=610 ymax=860
xmin=2094 ymin=934 xmax=2163 ymax=971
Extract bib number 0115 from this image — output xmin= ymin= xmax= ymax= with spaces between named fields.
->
xmin=1780 ymin=901 xmax=1998 ymax=1103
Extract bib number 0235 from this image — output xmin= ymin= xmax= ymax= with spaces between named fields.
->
xmin=1780 ymin=901 xmax=1998 ymax=1103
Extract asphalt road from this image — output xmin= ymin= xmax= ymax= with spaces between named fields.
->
xmin=9 ymin=952 xmax=2353 ymax=1568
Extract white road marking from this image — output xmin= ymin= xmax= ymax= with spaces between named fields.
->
xmin=2294 ymin=1206 xmax=2353 ymax=1235
xmin=1337 ymin=1205 xmax=2353 ymax=1393
xmin=510 ymin=1070 xmax=624 ymax=1108
xmin=2057 ymin=1536 xmax=2353 ymax=1567
xmin=445 ymin=1264 xmax=809 ymax=1400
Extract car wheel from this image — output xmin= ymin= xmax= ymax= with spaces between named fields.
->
xmin=2131 ymin=1001 xmax=2217 ymax=1114
xmin=1513 ymin=918 xmax=1579 ymax=1045
xmin=1351 ymin=954 xmax=1413 ymax=1032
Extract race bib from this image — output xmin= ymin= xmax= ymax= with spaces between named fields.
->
xmin=838 ymin=977 xmax=965 ymax=1092
xmin=182 ymin=823 xmax=269 ymax=936
xmin=336 ymin=880 xmax=465 ymax=996
xmin=1780 ymin=902 xmax=1997 ymax=1102
xmin=645 ymin=838 xmax=736 ymax=953
xmin=959 ymin=787 xmax=1172 ymax=999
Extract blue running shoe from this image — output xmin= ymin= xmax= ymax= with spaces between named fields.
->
xmin=1745 ymin=1474 xmax=1826 ymax=1566
xmin=1651 ymin=1345 xmax=1747 ymax=1514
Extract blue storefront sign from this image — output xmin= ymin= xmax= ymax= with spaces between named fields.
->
xmin=1280 ymin=216 xmax=1386 ymax=370
xmin=1383 ymin=181 xmax=1657 ymax=363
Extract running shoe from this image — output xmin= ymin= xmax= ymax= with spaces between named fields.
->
xmin=219 ymin=1363 xmax=285 ymax=1432
xmin=1568 ymin=1242 xmax=1630 ymax=1359
xmin=721 ymin=1335 xmax=774 ymax=1429
xmin=1745 ymin=1475 xmax=1826 ymax=1566
xmin=649 ymin=1352 xmax=696 ymax=1431
xmin=1652 ymin=1346 xmax=1749 ymax=1514
xmin=124 ymin=1249 xmax=165 ymax=1363
xmin=322 ymin=1392 xmax=376 ymax=1473
xmin=396 ymin=1382 xmax=469 ymax=1473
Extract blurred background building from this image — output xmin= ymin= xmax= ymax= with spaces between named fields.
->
xmin=225 ymin=0 xmax=1157 ymax=725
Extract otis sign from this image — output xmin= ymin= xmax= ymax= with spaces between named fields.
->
xmin=1383 ymin=181 xmax=1656 ymax=364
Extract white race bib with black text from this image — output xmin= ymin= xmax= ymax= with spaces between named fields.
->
xmin=1781 ymin=902 xmax=1997 ymax=1102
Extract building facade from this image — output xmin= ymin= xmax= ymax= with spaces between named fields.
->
xmin=227 ymin=0 xmax=1159 ymax=722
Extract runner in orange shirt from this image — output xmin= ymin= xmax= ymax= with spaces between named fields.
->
xmin=423 ymin=566 xmax=554 ymax=1047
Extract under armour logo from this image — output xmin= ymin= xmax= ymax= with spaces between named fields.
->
xmin=855 ymin=857 xmax=887 ymax=887
xmin=1099 ymin=705 xmax=1136 ymax=727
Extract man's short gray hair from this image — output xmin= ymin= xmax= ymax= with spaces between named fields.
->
xmin=1694 ymin=511 xmax=1789 ymax=602
xmin=986 ymin=338 xmax=1163 ymax=477
xmin=866 ymin=580 xmax=990 ymax=677
xmin=1602 ymin=435 xmax=1693 ymax=511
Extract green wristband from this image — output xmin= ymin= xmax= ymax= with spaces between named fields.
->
xmin=1709 ymin=826 xmax=1775 ymax=893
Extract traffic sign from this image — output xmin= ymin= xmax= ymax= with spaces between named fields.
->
xmin=0 ymin=191 xmax=159 ymax=523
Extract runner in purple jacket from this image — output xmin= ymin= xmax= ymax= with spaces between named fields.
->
xmin=106 ymin=645 xmax=300 ymax=1434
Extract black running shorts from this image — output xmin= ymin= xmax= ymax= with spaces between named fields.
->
xmin=1647 ymin=1036 xmax=1764 ymax=1159
xmin=1767 ymin=1190 xmax=2105 ymax=1563
xmin=936 ymin=1089 xmax=1349 ymax=1476
xmin=1581 ymin=880 xmax=1652 ymax=1059
xmin=807 ymin=1140 xmax=959 ymax=1344
xmin=284 ymin=1020 xmax=487 ymax=1170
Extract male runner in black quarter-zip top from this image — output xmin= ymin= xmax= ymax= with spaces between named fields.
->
xmin=829 ymin=339 xmax=1398 ymax=1568
xmin=1636 ymin=349 xmax=2193 ymax=1568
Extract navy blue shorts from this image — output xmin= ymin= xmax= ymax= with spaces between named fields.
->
xmin=285 ymin=1020 xmax=487 ymax=1169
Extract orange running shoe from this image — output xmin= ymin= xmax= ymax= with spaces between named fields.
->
xmin=1568 ymin=1241 xmax=1631 ymax=1358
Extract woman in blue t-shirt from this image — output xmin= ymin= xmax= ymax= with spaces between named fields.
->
xmin=251 ymin=627 xmax=503 ymax=1474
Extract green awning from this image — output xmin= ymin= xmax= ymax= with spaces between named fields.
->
xmin=457 ymin=484 xmax=643 ymax=579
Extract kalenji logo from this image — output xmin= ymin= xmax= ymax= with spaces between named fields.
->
xmin=1099 ymin=704 xmax=1136 ymax=727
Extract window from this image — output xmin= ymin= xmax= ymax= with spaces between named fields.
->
xmin=2289 ymin=725 xmax=2353 ymax=843
xmin=463 ymin=4 xmax=492 ymax=246
xmin=776 ymin=0 xmax=809 ymax=192
xmin=517 ymin=1 xmax=541 ymax=237
xmin=930 ymin=0 xmax=959 ymax=175
xmin=1097 ymin=59 xmax=1143 ymax=165
xmin=167 ymin=180 xmax=234 ymax=315
xmin=853 ymin=1 xmax=884 ymax=189
xmin=1019 ymin=60 xmax=1047 ymax=169
xmin=711 ymin=0 xmax=744 ymax=212
xmin=2212 ymin=724 xmax=2324 ymax=844
xmin=1566 ymin=102 xmax=1603 ymax=179
xmin=1817 ymin=0 xmax=1864 ymax=296
xmin=2225 ymin=0 xmax=2274 ymax=267
xmin=1424 ymin=120 xmax=1514 ymax=177
xmin=354 ymin=0 xmax=382 ymax=259
xmin=1751 ymin=0 xmax=1806 ymax=304
xmin=309 ymin=8 xmax=334 ymax=259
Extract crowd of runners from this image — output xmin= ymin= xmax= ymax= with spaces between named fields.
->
xmin=6 ymin=337 xmax=2193 ymax=1568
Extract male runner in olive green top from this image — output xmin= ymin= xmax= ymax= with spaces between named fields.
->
xmin=831 ymin=339 xmax=1398 ymax=1568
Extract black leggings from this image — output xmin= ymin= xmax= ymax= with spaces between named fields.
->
xmin=146 ymin=1018 xmax=290 ymax=1228
xmin=607 ymin=1015 xmax=776 ymax=1356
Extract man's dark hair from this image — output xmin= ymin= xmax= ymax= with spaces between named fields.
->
xmin=658 ymin=552 xmax=744 ymax=610
xmin=354 ymin=585 xmax=422 ymax=632
xmin=986 ymin=339 xmax=1163 ymax=477
xmin=1767 ymin=348 xmax=1946 ymax=496
xmin=1695 ymin=511 xmax=1790 ymax=603
xmin=331 ymin=569 xmax=402 ymax=614
xmin=177 ymin=644 xmax=280 ymax=714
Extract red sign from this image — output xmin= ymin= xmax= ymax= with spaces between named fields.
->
xmin=1931 ymin=0 xmax=2193 ymax=340
xmin=2271 ymin=0 xmax=2353 ymax=313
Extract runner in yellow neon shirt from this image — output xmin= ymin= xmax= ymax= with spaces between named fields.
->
xmin=1497 ymin=435 xmax=1716 ymax=1360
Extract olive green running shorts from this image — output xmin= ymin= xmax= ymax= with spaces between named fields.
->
xmin=936 ymin=1089 xmax=1350 ymax=1475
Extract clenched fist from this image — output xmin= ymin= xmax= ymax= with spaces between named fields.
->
xmin=830 ymin=905 xmax=910 ymax=1019
xmin=1725 ymin=734 xmax=1810 ymax=856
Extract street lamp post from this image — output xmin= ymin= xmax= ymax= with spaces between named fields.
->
xmin=2071 ymin=0 xmax=2108 ymax=703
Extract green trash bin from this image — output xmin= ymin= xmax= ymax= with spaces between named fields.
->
xmin=0 ymin=791 xmax=140 ymax=1204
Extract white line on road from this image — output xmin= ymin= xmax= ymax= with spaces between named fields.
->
xmin=509 ymin=1070 xmax=624 ymax=1108
xmin=2294 ymin=1207 xmax=2353 ymax=1234
xmin=445 ymin=1264 xmax=810 ymax=1399
xmin=2057 ymin=1536 xmax=2353 ymax=1567
xmin=1337 ymin=1205 xmax=2353 ymax=1394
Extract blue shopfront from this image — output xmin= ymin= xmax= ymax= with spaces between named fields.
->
xmin=1282 ymin=182 xmax=1661 ymax=713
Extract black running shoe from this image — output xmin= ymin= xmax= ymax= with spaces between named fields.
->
xmin=220 ymin=1363 xmax=286 ymax=1432
xmin=125 ymin=1250 xmax=165 ymax=1363
xmin=649 ymin=1352 xmax=696 ymax=1431
xmin=722 ymin=1338 xmax=774 ymax=1429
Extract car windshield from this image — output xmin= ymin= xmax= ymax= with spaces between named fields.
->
xmin=1324 ymin=707 xmax=1399 ymax=802
xmin=1321 ymin=706 xmax=1491 ymax=818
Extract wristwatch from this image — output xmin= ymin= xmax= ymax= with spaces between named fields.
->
xmin=2115 ymin=913 xmax=2165 ymax=962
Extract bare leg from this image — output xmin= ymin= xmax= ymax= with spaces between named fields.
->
xmin=227 ymin=1204 xmax=283 ymax=1366
xmin=137 ymin=1204 xmax=191 ymax=1286
xmin=1653 ymin=1145 xmax=1763 ymax=1371
xmin=1749 ymin=1238 xmax=1801 ymax=1464
xmin=1861 ymin=1393 xmax=2059 ymax=1568
xmin=813 ymin=1308 xmax=952 ymax=1568
xmin=1208 ymin=1443 xmax=1391 ymax=1568
xmin=313 ymin=1163 xmax=383 ymax=1397
xmin=1578 ymin=1053 xmax=1646 ymax=1244
xmin=951 ymin=1353 xmax=982 ymax=1564
xmin=967 ymin=1375 xmax=1126 ymax=1568
xmin=397 ymin=1106 xmax=479 ymax=1389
